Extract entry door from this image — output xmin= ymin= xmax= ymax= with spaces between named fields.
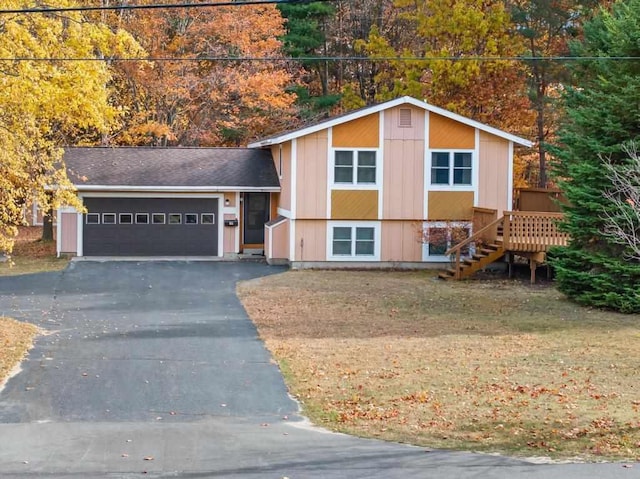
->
xmin=243 ymin=193 xmax=270 ymax=245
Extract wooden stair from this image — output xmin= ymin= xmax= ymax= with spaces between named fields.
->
xmin=438 ymin=241 xmax=505 ymax=280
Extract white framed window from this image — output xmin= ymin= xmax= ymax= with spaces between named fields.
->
xmin=422 ymin=221 xmax=472 ymax=261
xmin=168 ymin=213 xmax=182 ymax=224
xmin=185 ymin=213 xmax=198 ymax=224
xmin=430 ymin=151 xmax=473 ymax=186
xmin=201 ymin=213 xmax=215 ymax=224
xmin=86 ymin=213 xmax=100 ymax=224
xmin=135 ymin=213 xmax=149 ymax=224
xmin=333 ymin=150 xmax=378 ymax=185
xmin=102 ymin=213 xmax=116 ymax=224
xmin=152 ymin=213 xmax=165 ymax=224
xmin=119 ymin=213 xmax=133 ymax=224
xmin=327 ymin=221 xmax=381 ymax=261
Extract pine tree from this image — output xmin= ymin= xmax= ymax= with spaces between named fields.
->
xmin=549 ymin=0 xmax=640 ymax=313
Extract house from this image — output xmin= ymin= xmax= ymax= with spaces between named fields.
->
xmin=57 ymin=96 xmax=533 ymax=266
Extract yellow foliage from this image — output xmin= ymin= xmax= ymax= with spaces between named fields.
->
xmin=0 ymin=0 xmax=144 ymax=253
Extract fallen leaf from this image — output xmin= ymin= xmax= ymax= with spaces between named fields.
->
xmin=143 ymin=456 xmax=154 ymax=461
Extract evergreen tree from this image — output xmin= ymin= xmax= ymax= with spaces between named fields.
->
xmin=549 ymin=0 xmax=640 ymax=313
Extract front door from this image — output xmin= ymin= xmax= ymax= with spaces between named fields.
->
xmin=243 ymin=193 xmax=270 ymax=245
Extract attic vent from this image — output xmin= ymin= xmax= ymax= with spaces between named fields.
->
xmin=399 ymin=108 xmax=412 ymax=128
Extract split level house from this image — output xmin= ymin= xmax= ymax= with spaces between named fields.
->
xmin=58 ymin=96 xmax=546 ymax=270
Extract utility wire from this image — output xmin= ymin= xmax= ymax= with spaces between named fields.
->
xmin=0 ymin=0 xmax=329 ymax=14
xmin=0 ymin=55 xmax=637 ymax=62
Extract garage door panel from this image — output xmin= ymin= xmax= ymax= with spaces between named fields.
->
xmin=83 ymin=198 xmax=218 ymax=256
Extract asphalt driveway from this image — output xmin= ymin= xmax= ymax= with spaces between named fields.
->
xmin=0 ymin=262 xmax=637 ymax=478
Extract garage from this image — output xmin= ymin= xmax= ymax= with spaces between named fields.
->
xmin=83 ymin=197 xmax=219 ymax=256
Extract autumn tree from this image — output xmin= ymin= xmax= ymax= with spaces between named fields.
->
xmin=550 ymin=0 xmax=640 ymax=312
xmin=0 ymin=0 xmax=142 ymax=251
xmin=355 ymin=0 xmax=533 ymax=134
xmin=508 ymin=0 xmax=599 ymax=187
xmin=106 ymin=1 xmax=296 ymax=146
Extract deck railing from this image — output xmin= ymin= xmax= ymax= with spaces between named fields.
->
xmin=502 ymin=211 xmax=569 ymax=252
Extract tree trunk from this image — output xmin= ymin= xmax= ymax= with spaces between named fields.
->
xmin=41 ymin=208 xmax=54 ymax=242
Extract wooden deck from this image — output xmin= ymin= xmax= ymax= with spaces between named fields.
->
xmin=440 ymin=210 xmax=569 ymax=283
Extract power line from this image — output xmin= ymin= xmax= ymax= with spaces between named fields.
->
xmin=0 ymin=55 xmax=637 ymax=62
xmin=0 ymin=0 xmax=328 ymax=14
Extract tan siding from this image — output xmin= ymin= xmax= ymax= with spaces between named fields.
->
xmin=382 ymin=139 xmax=425 ymax=219
xmin=429 ymin=113 xmax=475 ymax=149
xmin=381 ymin=221 xmax=422 ymax=261
xmin=294 ymin=220 xmax=326 ymax=261
xmin=331 ymin=190 xmax=378 ymax=220
xmin=223 ymin=192 xmax=236 ymax=207
xmin=332 ymin=114 xmax=379 ymax=148
xmin=275 ymin=143 xmax=291 ymax=212
xmin=270 ymin=219 xmax=290 ymax=259
xmin=478 ymin=132 xmax=510 ymax=212
xmin=427 ymin=191 xmax=474 ymax=220
xmin=60 ymin=213 xmax=77 ymax=254
xmin=223 ymin=213 xmax=237 ymax=253
xmin=384 ymin=105 xmax=425 ymax=140
xmin=296 ymin=132 xmax=328 ymax=218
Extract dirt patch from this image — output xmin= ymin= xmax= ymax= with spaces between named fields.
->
xmin=0 ymin=317 xmax=39 ymax=389
xmin=238 ymin=270 xmax=640 ymax=461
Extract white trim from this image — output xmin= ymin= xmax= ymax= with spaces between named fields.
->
xmin=56 ymin=208 xmax=61 ymax=257
xmin=76 ymin=203 xmax=84 ymax=257
xmin=278 ymin=144 xmax=283 ymax=180
xmin=507 ymin=141 xmax=514 ymax=211
xmin=277 ymin=207 xmax=291 ymax=218
xmin=291 ymin=139 xmax=297 ymax=218
xmin=378 ymin=111 xmax=384 ymax=220
xmin=75 ymin=186 xmax=280 ymax=193
xmin=235 ymin=192 xmax=240 ymax=253
xmin=266 ymin=222 xmax=274 ymax=259
xmin=424 ymin=111 xmax=430 ymax=220
xmin=326 ymin=221 xmax=381 ymax=262
xmin=326 ymin=128 xmax=333 ymax=219
xmin=473 ymin=129 xmax=481 ymax=206
xmin=249 ymin=96 xmax=532 ymax=148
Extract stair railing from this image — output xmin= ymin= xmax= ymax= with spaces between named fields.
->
xmin=444 ymin=215 xmax=504 ymax=279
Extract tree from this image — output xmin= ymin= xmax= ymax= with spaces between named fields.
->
xmin=509 ymin=0 xmax=598 ymax=187
xmin=549 ymin=0 xmax=640 ymax=313
xmin=0 ymin=0 xmax=142 ymax=252
xmin=107 ymin=2 xmax=296 ymax=146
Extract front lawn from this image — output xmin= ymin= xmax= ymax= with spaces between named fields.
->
xmin=0 ymin=317 xmax=38 ymax=387
xmin=238 ymin=270 xmax=640 ymax=461
xmin=0 ymin=227 xmax=68 ymax=276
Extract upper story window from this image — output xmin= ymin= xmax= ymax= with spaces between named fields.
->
xmin=334 ymin=150 xmax=377 ymax=185
xmin=431 ymin=151 xmax=472 ymax=186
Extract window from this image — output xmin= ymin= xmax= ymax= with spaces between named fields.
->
xmin=152 ymin=213 xmax=165 ymax=224
xmin=119 ymin=213 xmax=133 ymax=224
xmin=329 ymin=224 xmax=379 ymax=260
xmin=334 ymin=150 xmax=377 ymax=185
xmin=431 ymin=151 xmax=473 ymax=186
xmin=86 ymin=213 xmax=100 ymax=224
xmin=135 ymin=213 xmax=149 ymax=224
xmin=168 ymin=213 xmax=182 ymax=224
xmin=201 ymin=213 xmax=215 ymax=224
xmin=102 ymin=213 xmax=116 ymax=224
xmin=424 ymin=223 xmax=472 ymax=258
xmin=185 ymin=213 xmax=198 ymax=224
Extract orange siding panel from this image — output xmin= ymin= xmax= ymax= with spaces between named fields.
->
xmin=294 ymin=220 xmax=327 ymax=261
xmin=332 ymin=114 xmax=379 ymax=148
xmin=381 ymin=221 xmax=422 ymax=262
xmin=429 ymin=113 xmax=475 ymax=149
xmin=384 ymin=105 xmax=425 ymax=141
xmin=478 ymin=132 xmax=510 ymax=212
xmin=382 ymin=139 xmax=425 ymax=219
xmin=60 ymin=213 xmax=77 ymax=254
xmin=427 ymin=191 xmax=474 ymax=220
xmin=331 ymin=190 xmax=378 ymax=220
xmin=296 ymin=132 xmax=328 ymax=218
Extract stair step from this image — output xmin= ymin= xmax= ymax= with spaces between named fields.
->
xmin=438 ymin=271 xmax=455 ymax=280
